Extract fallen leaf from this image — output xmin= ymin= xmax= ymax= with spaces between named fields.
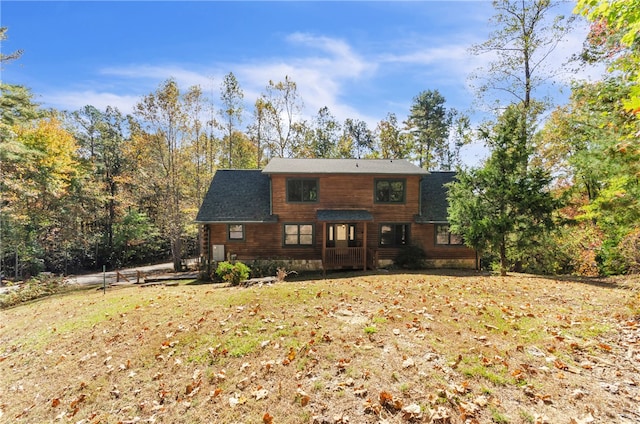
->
xmin=401 ymin=403 xmax=422 ymax=420
xmin=450 ymin=354 xmax=463 ymax=369
xmin=598 ymin=343 xmax=612 ymax=352
xmin=402 ymin=358 xmax=415 ymax=368
xmin=69 ymin=394 xmax=86 ymax=409
xmin=554 ymin=360 xmax=568 ymax=371
xmin=296 ymin=388 xmax=310 ymax=406
xmin=263 ymin=412 xmax=273 ymax=424
xmin=253 ymin=389 xmax=269 ymax=400
xmin=51 ymin=398 xmax=60 ymax=408
xmin=379 ymin=391 xmax=402 ymax=411
xmin=570 ymin=413 xmax=595 ymax=424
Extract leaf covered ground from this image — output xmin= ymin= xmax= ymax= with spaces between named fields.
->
xmin=1 ymin=271 xmax=639 ymax=424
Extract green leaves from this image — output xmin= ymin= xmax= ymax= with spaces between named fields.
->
xmin=448 ymin=104 xmax=557 ymax=275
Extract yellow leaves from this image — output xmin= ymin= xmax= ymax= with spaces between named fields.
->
xmin=14 ymin=116 xmax=79 ymax=197
xmin=282 ymin=346 xmax=296 ymax=365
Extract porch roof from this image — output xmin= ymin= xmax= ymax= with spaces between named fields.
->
xmin=316 ymin=209 xmax=374 ymax=222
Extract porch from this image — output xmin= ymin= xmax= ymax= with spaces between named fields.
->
xmin=318 ymin=209 xmax=375 ymax=271
xmin=322 ymin=246 xmax=378 ymax=271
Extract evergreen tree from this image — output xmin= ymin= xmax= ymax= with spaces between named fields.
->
xmin=448 ymin=104 xmax=557 ymax=275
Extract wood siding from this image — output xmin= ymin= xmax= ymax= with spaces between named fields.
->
xmin=203 ymin=173 xmax=475 ymax=269
xmin=411 ymin=224 xmax=476 ymax=260
xmin=270 ymin=174 xmax=421 ymax=222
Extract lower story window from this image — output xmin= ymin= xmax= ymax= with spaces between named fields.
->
xmin=379 ymin=223 xmax=409 ymax=247
xmin=284 ymin=223 xmax=314 ymax=246
xmin=436 ymin=224 xmax=463 ymax=245
xmin=228 ymin=224 xmax=244 ymax=240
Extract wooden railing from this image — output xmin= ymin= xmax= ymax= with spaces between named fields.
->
xmin=367 ymin=248 xmax=378 ymax=270
xmin=324 ymin=247 xmax=365 ymax=270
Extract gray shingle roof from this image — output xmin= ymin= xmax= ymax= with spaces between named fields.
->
xmin=195 ymin=166 xmax=457 ymax=225
xmin=195 ymin=170 xmax=275 ymax=223
xmin=417 ymin=172 xmax=456 ymax=223
xmin=262 ymin=158 xmax=428 ymax=175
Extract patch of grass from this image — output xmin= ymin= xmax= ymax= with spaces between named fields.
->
xmin=399 ymin=382 xmax=411 ymax=394
xmin=1 ymin=272 xmax=637 ymax=424
xmin=480 ymin=386 xmax=493 ymax=395
xmin=371 ymin=315 xmax=387 ymax=325
xmin=460 ymin=364 xmax=510 ymax=386
xmin=491 ymin=408 xmax=510 ymax=423
xmin=312 ymin=380 xmax=324 ymax=392
xmin=570 ymin=322 xmax=611 ymax=340
xmin=363 ymin=325 xmax=377 ymax=334
xmin=519 ymin=410 xmax=535 ymax=423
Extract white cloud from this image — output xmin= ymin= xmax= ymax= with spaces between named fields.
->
xmin=77 ymin=32 xmax=376 ymax=125
xmin=44 ymin=90 xmax=140 ymax=114
xmin=100 ymin=65 xmax=217 ymax=89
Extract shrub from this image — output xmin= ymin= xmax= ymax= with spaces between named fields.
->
xmin=618 ymin=228 xmax=640 ymax=274
xmin=0 ymin=275 xmax=65 ymax=309
xmin=394 ymin=245 xmax=426 ymax=270
xmin=215 ymin=261 xmax=251 ymax=286
xmin=249 ymin=258 xmax=289 ymax=278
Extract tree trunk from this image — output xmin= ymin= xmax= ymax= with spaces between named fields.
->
xmin=500 ymin=238 xmax=508 ymax=277
xmin=172 ymin=236 xmax=182 ymax=272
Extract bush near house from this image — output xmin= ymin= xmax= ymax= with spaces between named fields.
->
xmin=215 ymin=261 xmax=251 ymax=285
xmin=394 ymin=245 xmax=427 ymax=270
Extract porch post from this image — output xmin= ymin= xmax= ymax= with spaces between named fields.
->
xmin=363 ymin=222 xmax=368 ymax=271
xmin=322 ymin=222 xmax=327 ymax=271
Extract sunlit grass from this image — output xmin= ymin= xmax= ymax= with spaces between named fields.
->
xmin=1 ymin=272 xmax=637 ymax=424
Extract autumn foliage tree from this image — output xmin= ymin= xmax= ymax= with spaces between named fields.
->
xmin=575 ymin=0 xmax=640 ymax=113
xmin=132 ymin=79 xmax=200 ymax=272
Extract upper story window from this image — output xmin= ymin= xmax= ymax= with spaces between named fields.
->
xmin=375 ymin=179 xmax=405 ymax=203
xmin=436 ymin=224 xmax=463 ymax=245
xmin=287 ymin=178 xmax=318 ymax=203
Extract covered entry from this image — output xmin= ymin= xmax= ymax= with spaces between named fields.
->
xmin=317 ymin=209 xmax=374 ymax=271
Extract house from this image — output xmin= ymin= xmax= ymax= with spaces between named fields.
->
xmin=195 ymin=158 xmax=477 ymax=272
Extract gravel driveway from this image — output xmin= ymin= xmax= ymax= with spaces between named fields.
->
xmin=65 ymin=263 xmax=175 ymax=287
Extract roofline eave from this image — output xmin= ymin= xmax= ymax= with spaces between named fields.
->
xmin=194 ymin=219 xmax=277 ymax=224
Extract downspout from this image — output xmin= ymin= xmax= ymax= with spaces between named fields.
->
xmin=418 ymin=176 xmax=424 ymax=219
xmin=269 ymin=176 xmax=273 ymax=216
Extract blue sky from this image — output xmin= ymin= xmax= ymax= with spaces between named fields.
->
xmin=1 ymin=1 xmax=601 ymax=164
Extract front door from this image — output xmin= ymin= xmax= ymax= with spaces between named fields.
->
xmin=335 ymin=224 xmax=349 ymax=249
xmin=327 ymin=223 xmax=356 ymax=248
